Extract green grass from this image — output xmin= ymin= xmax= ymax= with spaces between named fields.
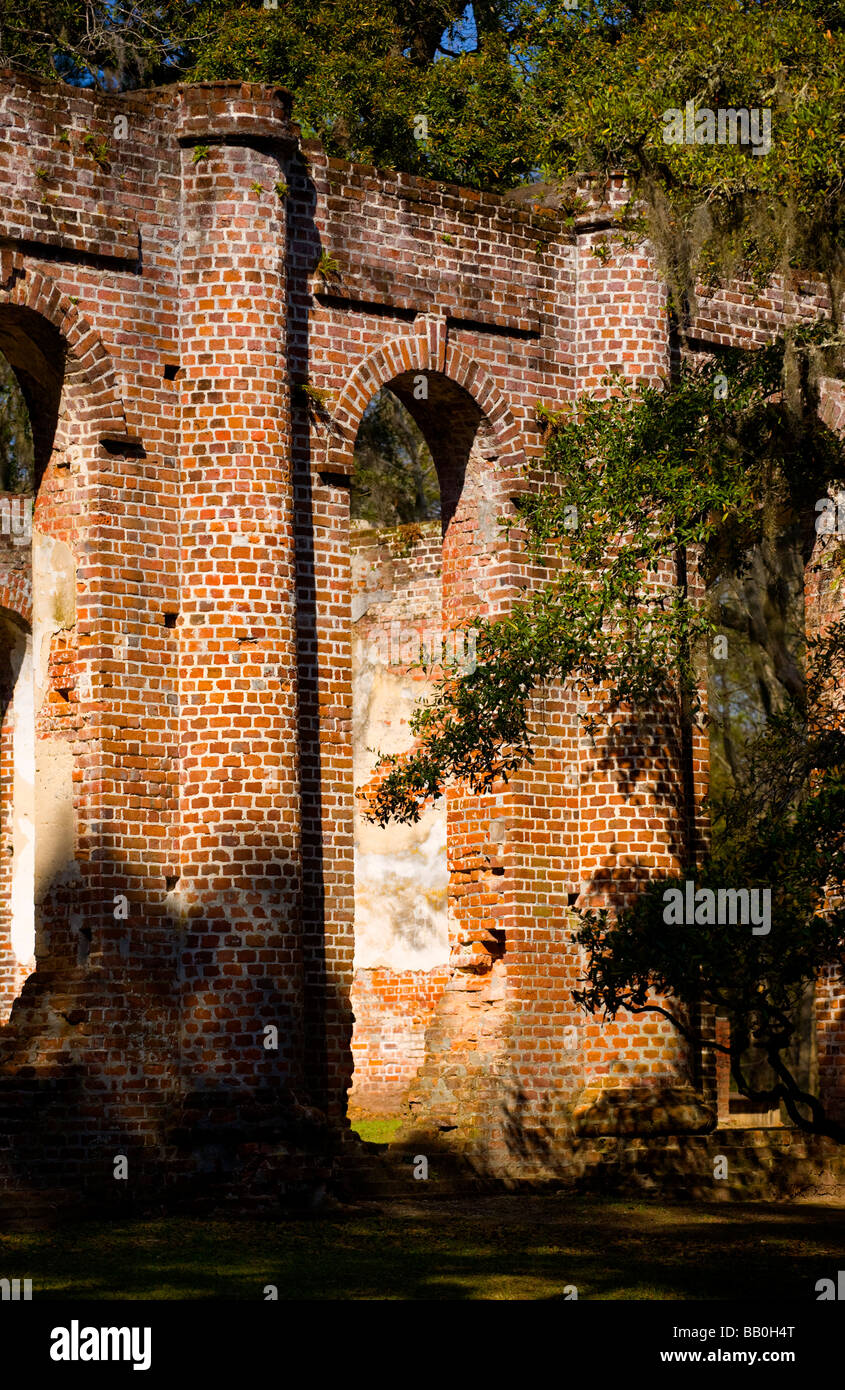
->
xmin=1 ymin=1196 xmax=843 ymax=1299
xmin=348 ymin=1116 xmax=403 ymax=1144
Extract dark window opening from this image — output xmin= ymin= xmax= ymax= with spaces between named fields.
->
xmin=351 ymin=387 xmax=439 ymax=527
xmin=0 ymin=350 xmax=34 ymax=494
xmin=707 ymin=522 xmax=817 ymax=1124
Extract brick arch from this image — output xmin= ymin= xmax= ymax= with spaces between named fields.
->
xmin=322 ymin=327 xmax=526 ymax=477
xmin=0 ymin=575 xmax=32 ymax=632
xmin=0 ymin=261 xmax=135 ymax=444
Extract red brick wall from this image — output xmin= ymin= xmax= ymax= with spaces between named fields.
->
xmin=0 ymin=70 xmax=838 ymax=1199
xmin=349 ymin=967 xmax=450 ymax=1118
xmin=176 ymin=93 xmax=305 ymax=1111
xmin=347 ymin=523 xmax=449 ymax=1115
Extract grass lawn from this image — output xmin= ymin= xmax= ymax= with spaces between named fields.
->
xmin=1 ymin=1195 xmax=842 ymax=1299
xmin=348 ymin=1116 xmax=404 ymax=1144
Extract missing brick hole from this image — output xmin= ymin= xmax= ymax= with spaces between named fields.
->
xmin=490 ymin=864 xmax=505 ymax=876
xmin=165 ymin=875 xmax=179 ymax=891
xmin=488 ymin=928 xmax=506 ymax=959
xmin=567 ymin=891 xmax=580 ymax=907
xmin=56 ymin=687 xmax=71 ymax=702
xmin=76 ymin=923 xmax=92 ymax=966
xmin=163 ymin=611 xmax=178 ymax=629
xmin=163 ymin=362 xmax=180 ymax=381
xmin=102 ymin=438 xmax=147 ymax=459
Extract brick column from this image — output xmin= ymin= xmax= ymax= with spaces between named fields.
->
xmin=176 ymin=87 xmax=310 ymax=1142
xmin=568 ymin=218 xmax=711 ymax=1133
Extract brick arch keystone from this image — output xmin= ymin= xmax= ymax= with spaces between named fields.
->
xmin=322 ymin=329 xmax=527 ymax=478
xmin=0 ymin=262 xmax=135 ymax=445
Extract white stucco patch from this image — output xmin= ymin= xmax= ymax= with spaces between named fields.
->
xmin=352 ymin=543 xmax=450 ymax=972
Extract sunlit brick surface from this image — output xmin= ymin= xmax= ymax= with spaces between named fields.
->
xmin=0 ymin=73 xmax=839 ymax=1203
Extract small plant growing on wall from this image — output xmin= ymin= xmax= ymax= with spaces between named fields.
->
xmin=274 ymin=179 xmax=289 ymax=199
xmin=82 ymin=131 xmax=110 ymax=167
xmin=192 ymin=145 xmax=210 ymax=164
xmin=390 ymin=523 xmax=423 ymax=558
xmin=294 ymin=380 xmax=333 ymax=424
xmin=558 ymin=191 xmax=589 ymax=223
xmin=314 ymin=251 xmax=340 ymax=283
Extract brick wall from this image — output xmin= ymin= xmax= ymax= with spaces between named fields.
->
xmin=349 ymin=967 xmax=450 ymax=1118
xmin=0 ymin=70 xmax=838 ymax=1202
xmin=348 ymin=521 xmax=450 ymax=1115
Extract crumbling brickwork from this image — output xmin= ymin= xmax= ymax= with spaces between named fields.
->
xmin=0 ymin=71 xmax=840 ymax=1206
xmin=349 ymin=967 xmax=451 ymax=1118
xmin=348 ymin=522 xmax=450 ymax=1117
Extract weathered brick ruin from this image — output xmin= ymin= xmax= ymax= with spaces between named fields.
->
xmin=348 ymin=520 xmax=451 ymax=1119
xmin=0 ymin=72 xmax=842 ymax=1208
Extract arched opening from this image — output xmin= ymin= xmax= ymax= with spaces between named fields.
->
xmin=348 ymin=387 xmax=448 ymax=1134
xmin=350 ymin=387 xmax=439 ymax=528
xmin=706 ymin=516 xmax=817 ymax=1125
xmin=0 ymin=307 xmax=63 ymax=485
xmin=343 ymin=370 xmax=510 ymax=1136
xmin=0 ymin=299 xmax=84 ymax=1023
xmin=0 ymin=346 xmax=36 ymax=1019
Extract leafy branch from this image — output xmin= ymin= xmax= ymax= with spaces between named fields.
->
xmin=366 ymin=329 xmax=842 ymax=825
